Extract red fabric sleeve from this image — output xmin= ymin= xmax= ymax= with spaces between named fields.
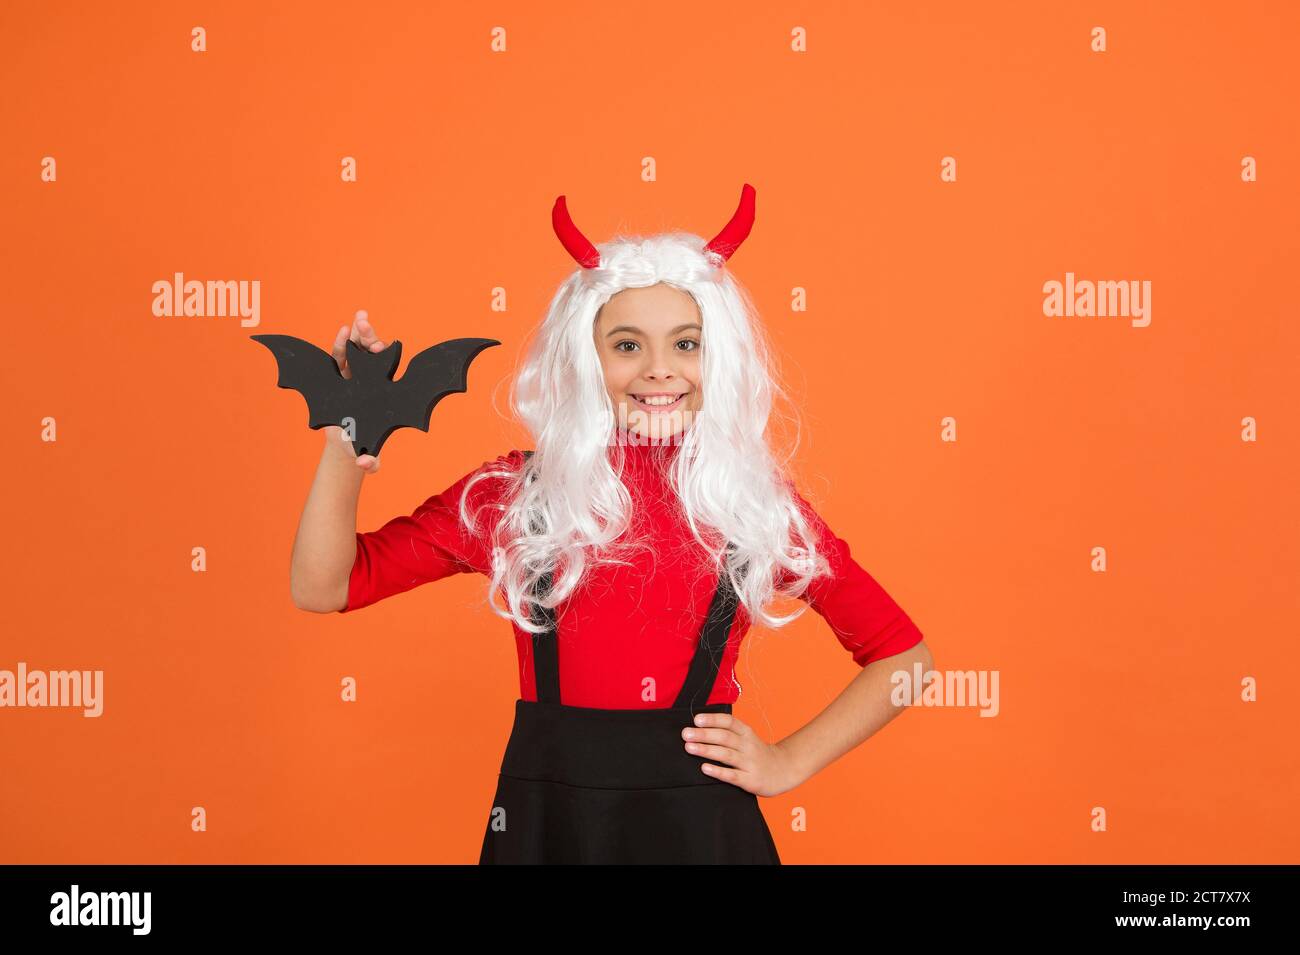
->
xmin=340 ymin=451 xmax=524 ymax=614
xmin=786 ymin=489 xmax=925 ymax=667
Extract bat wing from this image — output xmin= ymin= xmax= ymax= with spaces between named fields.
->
xmin=383 ymin=337 xmax=501 ymax=438
xmin=251 ymin=334 xmax=350 ymax=429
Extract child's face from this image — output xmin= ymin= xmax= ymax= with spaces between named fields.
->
xmin=593 ymin=283 xmax=703 ymax=441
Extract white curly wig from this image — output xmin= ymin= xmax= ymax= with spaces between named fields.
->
xmin=462 ymin=188 xmax=832 ymax=634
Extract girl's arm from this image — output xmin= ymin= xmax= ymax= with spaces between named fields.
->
xmin=338 ymin=450 xmax=528 ymax=615
xmin=776 ymin=639 xmax=933 ymax=785
xmin=288 ymin=318 xmax=387 ymax=613
xmin=289 ymin=428 xmax=366 ymax=613
xmin=758 ymin=488 xmax=929 ymax=782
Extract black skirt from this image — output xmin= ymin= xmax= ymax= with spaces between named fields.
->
xmin=479 ymin=698 xmax=782 ymax=865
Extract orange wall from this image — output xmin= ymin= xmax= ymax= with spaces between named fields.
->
xmin=2 ymin=0 xmax=1296 ymax=863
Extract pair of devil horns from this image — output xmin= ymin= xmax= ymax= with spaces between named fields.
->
xmin=551 ymin=183 xmax=756 ymax=270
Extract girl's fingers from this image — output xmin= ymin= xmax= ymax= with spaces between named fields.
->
xmin=685 ymin=741 xmax=744 ymax=767
xmin=331 ymin=324 xmax=349 ymax=356
xmin=351 ymin=309 xmax=385 ymax=352
xmin=348 ymin=311 xmax=366 ymax=347
xmin=331 ymin=325 xmax=351 ymax=377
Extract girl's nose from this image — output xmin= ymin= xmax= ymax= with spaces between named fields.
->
xmin=641 ymin=355 xmax=677 ymax=381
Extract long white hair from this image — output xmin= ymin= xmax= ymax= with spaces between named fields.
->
xmin=462 ymin=229 xmax=831 ymax=634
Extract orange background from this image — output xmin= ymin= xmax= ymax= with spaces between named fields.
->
xmin=2 ymin=0 xmax=1297 ymax=863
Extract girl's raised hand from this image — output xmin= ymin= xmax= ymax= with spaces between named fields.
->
xmin=682 ymin=712 xmax=806 ymax=798
xmin=326 ymin=310 xmax=387 ymax=474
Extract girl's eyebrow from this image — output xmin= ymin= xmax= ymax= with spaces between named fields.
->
xmin=605 ymin=323 xmax=702 ymax=337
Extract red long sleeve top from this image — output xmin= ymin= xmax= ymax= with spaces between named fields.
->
xmin=341 ymin=439 xmax=924 ymax=708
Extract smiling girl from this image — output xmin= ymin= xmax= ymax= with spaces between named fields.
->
xmin=288 ymin=184 xmax=931 ymax=864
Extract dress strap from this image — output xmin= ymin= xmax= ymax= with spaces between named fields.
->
xmin=671 ymin=551 xmax=740 ymax=712
xmin=530 ymin=569 xmax=562 ymax=703
xmin=521 ymin=452 xmax=562 ymax=703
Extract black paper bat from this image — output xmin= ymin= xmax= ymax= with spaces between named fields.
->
xmin=252 ymin=334 xmax=500 ymax=458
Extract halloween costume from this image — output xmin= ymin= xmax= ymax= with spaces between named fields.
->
xmin=344 ymin=440 xmax=926 ymax=705
xmin=341 ymin=185 xmax=923 ymax=863
xmin=344 ymin=438 xmax=924 ymax=864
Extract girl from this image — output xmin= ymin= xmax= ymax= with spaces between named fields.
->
xmin=288 ymin=184 xmax=932 ymax=864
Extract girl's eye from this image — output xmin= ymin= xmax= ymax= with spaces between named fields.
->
xmin=614 ymin=339 xmax=700 ymax=353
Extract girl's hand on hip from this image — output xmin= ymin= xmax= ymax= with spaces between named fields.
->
xmin=682 ymin=712 xmax=803 ymax=797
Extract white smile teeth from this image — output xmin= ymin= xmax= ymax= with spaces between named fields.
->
xmin=632 ymin=394 xmax=683 ymax=407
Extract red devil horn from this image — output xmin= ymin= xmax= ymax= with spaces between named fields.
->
xmin=703 ymin=183 xmax=757 ymax=262
xmin=552 ymin=195 xmax=601 ymax=269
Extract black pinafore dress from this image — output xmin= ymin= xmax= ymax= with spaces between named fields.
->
xmin=478 ymin=560 xmax=783 ymax=865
